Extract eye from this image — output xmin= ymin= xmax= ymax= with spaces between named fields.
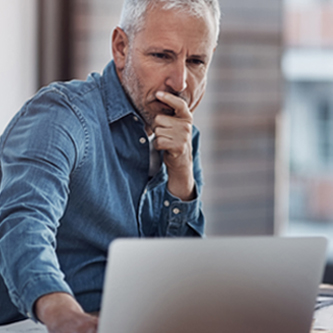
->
xmin=187 ymin=58 xmax=205 ymax=66
xmin=151 ymin=53 xmax=171 ymax=60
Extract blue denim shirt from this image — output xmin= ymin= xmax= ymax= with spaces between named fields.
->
xmin=0 ymin=60 xmax=204 ymax=321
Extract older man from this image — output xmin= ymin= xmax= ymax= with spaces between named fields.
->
xmin=0 ymin=0 xmax=220 ymax=331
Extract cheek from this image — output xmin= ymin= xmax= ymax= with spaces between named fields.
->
xmin=131 ymin=63 xmax=155 ymax=96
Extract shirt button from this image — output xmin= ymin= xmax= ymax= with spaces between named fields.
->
xmin=139 ymin=137 xmax=146 ymax=144
xmin=173 ymin=208 xmax=180 ymax=215
xmin=164 ymin=200 xmax=170 ymax=207
xmin=133 ymin=116 xmax=139 ymax=122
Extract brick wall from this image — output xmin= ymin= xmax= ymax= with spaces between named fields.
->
xmin=285 ymin=2 xmax=333 ymax=48
xmin=71 ymin=0 xmax=122 ymax=79
xmin=197 ymin=0 xmax=283 ymax=235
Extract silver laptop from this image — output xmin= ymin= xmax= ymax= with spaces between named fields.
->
xmin=98 ymin=236 xmax=327 ymax=333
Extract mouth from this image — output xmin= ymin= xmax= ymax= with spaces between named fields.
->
xmin=161 ymin=108 xmax=175 ymax=116
xmin=155 ymin=100 xmax=175 ymax=116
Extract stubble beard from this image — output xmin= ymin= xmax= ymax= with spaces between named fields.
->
xmin=121 ymin=52 xmax=154 ymax=128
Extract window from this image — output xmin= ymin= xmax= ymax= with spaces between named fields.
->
xmin=317 ymin=99 xmax=333 ymax=167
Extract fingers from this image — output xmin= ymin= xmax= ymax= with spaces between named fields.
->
xmin=47 ymin=313 xmax=98 ymax=333
xmin=153 ymin=118 xmax=192 ymax=159
xmin=153 ymin=92 xmax=195 ymax=200
xmin=153 ymin=91 xmax=193 ymax=161
xmin=155 ymin=91 xmax=192 ymax=120
xmin=153 ymin=121 xmax=191 ymax=143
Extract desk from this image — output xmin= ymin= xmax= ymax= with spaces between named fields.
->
xmin=1 ymin=314 xmax=332 ymax=333
xmin=311 ymin=284 xmax=333 ymax=332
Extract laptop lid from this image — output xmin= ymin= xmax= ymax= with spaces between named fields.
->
xmin=98 ymin=236 xmax=327 ymax=333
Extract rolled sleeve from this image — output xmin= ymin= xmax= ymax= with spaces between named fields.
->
xmin=18 ymin=274 xmax=73 ymax=321
xmin=163 ymin=187 xmax=204 ymax=237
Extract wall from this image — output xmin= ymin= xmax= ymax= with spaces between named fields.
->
xmin=0 ymin=1 xmax=38 ymax=134
xmin=199 ymin=0 xmax=284 ymax=235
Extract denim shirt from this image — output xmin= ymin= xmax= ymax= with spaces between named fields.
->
xmin=0 ymin=60 xmax=204 ymax=320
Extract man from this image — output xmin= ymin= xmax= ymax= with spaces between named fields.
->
xmin=0 ymin=0 xmax=220 ymax=331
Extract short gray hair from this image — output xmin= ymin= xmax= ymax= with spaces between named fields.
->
xmin=119 ymin=0 xmax=221 ymax=43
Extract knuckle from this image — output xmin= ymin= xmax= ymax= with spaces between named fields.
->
xmin=181 ymin=122 xmax=192 ymax=135
xmin=154 ymin=127 xmax=161 ymax=136
xmin=175 ymin=142 xmax=185 ymax=154
xmin=155 ymin=114 xmax=166 ymax=124
xmin=180 ymin=100 xmax=187 ymax=109
xmin=186 ymin=123 xmax=192 ymax=133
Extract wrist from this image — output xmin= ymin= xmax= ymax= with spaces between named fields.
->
xmin=35 ymin=292 xmax=83 ymax=325
xmin=167 ymin=171 xmax=195 ymax=201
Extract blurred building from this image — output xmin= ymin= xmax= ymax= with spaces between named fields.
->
xmin=197 ymin=0 xmax=283 ymax=236
xmin=283 ymin=0 xmax=333 ymax=265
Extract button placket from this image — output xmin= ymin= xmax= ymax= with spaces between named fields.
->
xmin=172 ymin=207 xmax=180 ymax=215
xmin=169 ymin=203 xmax=183 ymax=224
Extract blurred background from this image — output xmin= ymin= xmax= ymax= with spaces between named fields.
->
xmin=0 ymin=0 xmax=333 ymax=281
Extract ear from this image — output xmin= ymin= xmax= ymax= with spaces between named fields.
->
xmin=112 ymin=27 xmax=129 ymax=73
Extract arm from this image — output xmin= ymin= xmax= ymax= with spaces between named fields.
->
xmin=0 ymin=89 xmax=95 ymax=331
xmin=141 ymin=91 xmax=205 ymax=237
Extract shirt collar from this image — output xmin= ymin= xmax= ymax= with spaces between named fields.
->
xmin=101 ymin=60 xmax=139 ymax=124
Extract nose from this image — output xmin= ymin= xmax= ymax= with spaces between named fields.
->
xmin=165 ymin=60 xmax=188 ymax=93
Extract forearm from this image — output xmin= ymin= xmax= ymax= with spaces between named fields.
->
xmin=0 ymin=213 xmax=73 ymax=319
xmin=167 ymin=165 xmax=196 ymax=202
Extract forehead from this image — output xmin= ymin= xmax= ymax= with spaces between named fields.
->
xmin=133 ymin=5 xmax=216 ymax=55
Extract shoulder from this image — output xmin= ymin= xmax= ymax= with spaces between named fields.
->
xmin=47 ymin=73 xmax=101 ymax=103
xmin=20 ymin=72 xmax=104 ymax=132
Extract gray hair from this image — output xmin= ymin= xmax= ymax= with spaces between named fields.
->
xmin=119 ymin=0 xmax=221 ymax=43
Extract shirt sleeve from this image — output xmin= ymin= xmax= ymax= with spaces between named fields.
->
xmin=141 ymin=126 xmax=205 ymax=237
xmin=0 ymin=88 xmax=86 ymax=320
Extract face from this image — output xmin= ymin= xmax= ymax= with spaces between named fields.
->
xmin=117 ymin=4 xmax=216 ymax=128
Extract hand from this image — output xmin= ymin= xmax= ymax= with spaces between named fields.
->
xmin=153 ymin=91 xmax=195 ymax=201
xmin=35 ymin=292 xmax=98 ymax=333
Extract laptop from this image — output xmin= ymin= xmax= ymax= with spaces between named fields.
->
xmin=98 ymin=236 xmax=327 ymax=333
